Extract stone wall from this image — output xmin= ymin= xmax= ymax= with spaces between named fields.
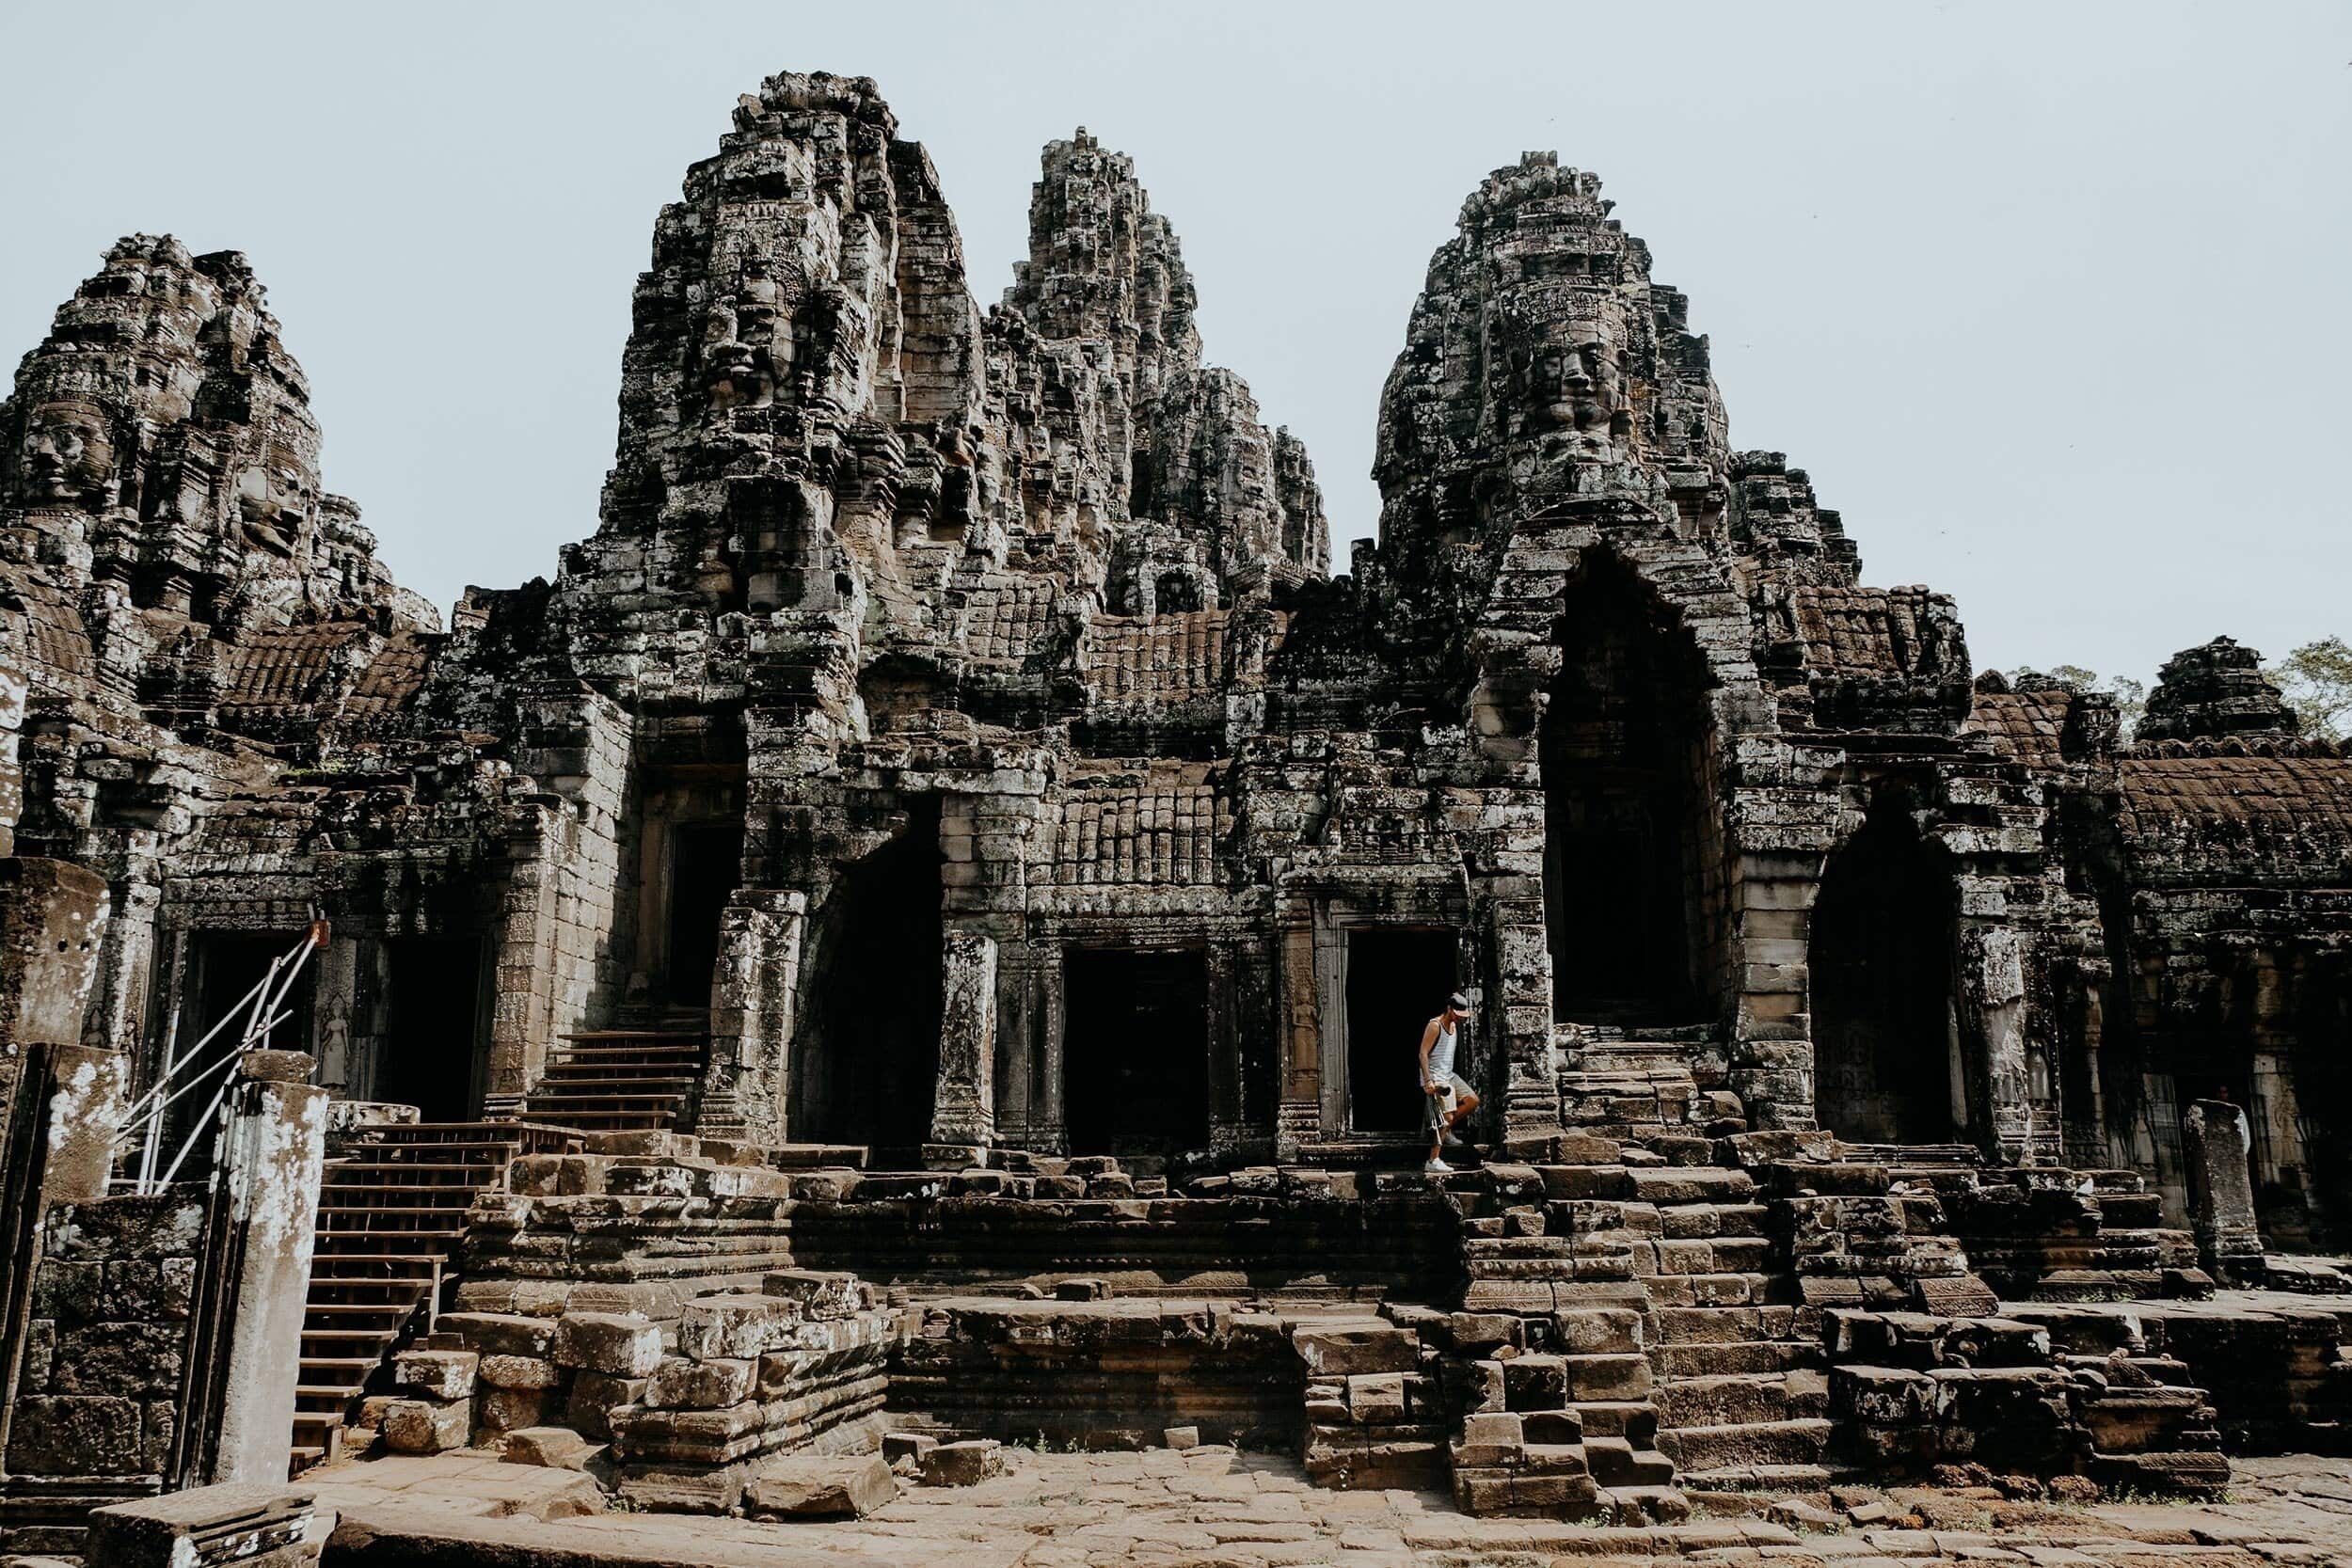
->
xmin=3 ymin=1190 xmax=204 ymax=1488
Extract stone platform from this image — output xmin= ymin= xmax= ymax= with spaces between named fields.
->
xmin=309 ymin=1446 xmax=2352 ymax=1566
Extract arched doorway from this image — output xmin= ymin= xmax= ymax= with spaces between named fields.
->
xmin=1539 ymin=556 xmax=1716 ymax=1025
xmin=1810 ymin=799 xmax=1957 ymax=1143
xmin=788 ymin=798 xmax=944 ymax=1153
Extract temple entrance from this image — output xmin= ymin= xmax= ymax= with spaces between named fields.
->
xmin=378 ymin=937 xmax=485 ymax=1122
xmin=1810 ymin=801 xmax=1957 ymax=1144
xmin=1063 ymin=946 xmax=1210 ymax=1157
xmin=1346 ymin=928 xmax=1456 ymax=1132
xmin=789 ymin=799 xmax=944 ymax=1154
xmin=665 ymin=820 xmax=743 ymax=1006
xmin=167 ymin=930 xmax=317 ymax=1155
xmin=1540 ymin=557 xmax=1714 ymax=1024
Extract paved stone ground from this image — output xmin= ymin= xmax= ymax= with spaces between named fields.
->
xmin=313 ymin=1447 xmax=2352 ymax=1566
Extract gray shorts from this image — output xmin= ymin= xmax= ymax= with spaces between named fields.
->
xmin=1422 ymin=1069 xmax=1471 ymax=1132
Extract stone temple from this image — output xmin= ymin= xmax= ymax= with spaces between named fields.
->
xmin=3 ymin=69 xmax=2351 ymax=1564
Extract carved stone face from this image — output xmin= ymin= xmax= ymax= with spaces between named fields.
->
xmin=1504 ymin=321 xmax=1626 ymax=444
xmin=234 ymin=463 xmax=305 ymax=558
xmin=17 ymin=400 xmax=116 ymax=506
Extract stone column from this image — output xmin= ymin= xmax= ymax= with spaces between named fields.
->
xmin=1275 ymin=904 xmax=1321 ymax=1161
xmin=1963 ymin=926 xmax=2032 ymax=1163
xmin=2183 ymin=1098 xmax=2264 ymax=1284
xmin=483 ymin=816 xmax=560 ymax=1117
xmin=1486 ymin=893 xmax=1561 ymax=1159
xmin=696 ymin=890 xmax=804 ymax=1142
xmin=206 ymin=1050 xmax=328 ymax=1485
xmin=926 ymin=929 xmax=997 ymax=1164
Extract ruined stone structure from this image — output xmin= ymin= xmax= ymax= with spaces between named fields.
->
xmin=3 ymin=67 xmax=2351 ymax=1548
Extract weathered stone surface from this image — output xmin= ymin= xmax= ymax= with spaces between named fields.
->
xmin=391 ymin=1351 xmax=479 ymax=1402
xmin=380 ymin=1399 xmax=469 ymax=1456
xmin=743 ymin=1454 xmax=897 ymax=1518
xmin=8 ymin=60 xmax=2351 ymax=1515
xmin=501 ymin=1426 xmax=605 ymax=1472
xmin=918 ymin=1438 xmax=1007 ymax=1487
xmin=549 ymin=1313 xmax=662 ymax=1377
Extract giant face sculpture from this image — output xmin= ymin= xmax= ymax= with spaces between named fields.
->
xmin=16 ymin=399 xmax=118 ymax=508
xmin=233 ymin=461 xmax=308 ymax=559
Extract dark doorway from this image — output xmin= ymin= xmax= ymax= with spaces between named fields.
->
xmin=667 ymin=820 xmax=743 ymax=1007
xmin=1064 ymin=946 xmax=1211 ymax=1157
xmin=1347 ymin=929 xmax=1456 ymax=1132
xmin=1811 ymin=801 xmax=1957 ymax=1143
xmin=169 ymin=931 xmax=315 ymax=1154
xmin=790 ymin=799 xmax=945 ymax=1154
xmin=379 ymin=937 xmax=485 ymax=1123
xmin=1540 ymin=557 xmax=1713 ymax=1025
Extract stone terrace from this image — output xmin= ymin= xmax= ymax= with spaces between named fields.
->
xmin=311 ymin=1447 xmax=2352 ymax=1567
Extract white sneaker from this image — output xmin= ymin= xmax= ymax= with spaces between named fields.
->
xmin=1423 ymin=1158 xmax=1453 ymax=1174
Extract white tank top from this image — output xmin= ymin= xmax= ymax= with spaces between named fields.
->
xmin=1428 ymin=1020 xmax=1457 ymax=1079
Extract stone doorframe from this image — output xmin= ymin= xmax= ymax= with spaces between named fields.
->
xmin=1457 ymin=507 xmax=1795 ymax=1141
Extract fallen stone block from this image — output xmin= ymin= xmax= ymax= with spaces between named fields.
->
xmin=390 ymin=1349 xmax=478 ymax=1402
xmin=919 ymin=1437 xmax=1006 ymax=1486
xmin=501 ymin=1425 xmax=606 ymax=1471
xmin=744 ymin=1454 xmax=898 ymax=1519
xmin=380 ymin=1398 xmax=469 ymax=1455
xmin=86 ymin=1483 xmax=327 ymax=1568
xmin=1163 ymin=1425 xmax=1200 ymax=1450
xmin=882 ymin=1431 xmax=937 ymax=1474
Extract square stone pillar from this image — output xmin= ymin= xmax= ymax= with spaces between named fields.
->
xmin=926 ymin=929 xmax=997 ymax=1165
xmin=205 ymin=1050 xmax=328 ymax=1485
xmin=2184 ymin=1098 xmax=2264 ymax=1284
xmin=696 ymin=890 xmax=805 ymax=1143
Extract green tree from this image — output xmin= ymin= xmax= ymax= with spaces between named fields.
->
xmin=2008 ymin=665 xmax=2147 ymax=739
xmin=2267 ymin=636 xmax=2352 ymax=742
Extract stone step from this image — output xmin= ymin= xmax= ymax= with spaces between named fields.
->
xmin=1504 ymin=1353 xmax=1654 ymax=1405
xmin=1643 ymin=1275 xmax=1766 ymax=1307
xmin=1565 ymin=1400 xmax=1659 ymax=1446
xmin=1656 ymin=1340 xmax=1818 ymax=1378
xmin=1583 ymin=1435 xmax=1677 ymax=1485
xmin=1658 ymin=1418 xmax=1833 ymax=1473
xmin=1658 ymin=1203 xmax=1772 ymax=1241
xmin=1600 ymin=1482 xmax=1694 ymax=1524
xmin=1677 ymin=1462 xmax=1834 ymax=1492
xmin=1655 ymin=1306 xmax=1799 ymax=1345
xmin=1645 ymin=1237 xmax=1774 ymax=1275
xmin=1628 ymin=1167 xmax=1757 ymax=1204
xmin=1653 ymin=1371 xmax=1827 ymax=1429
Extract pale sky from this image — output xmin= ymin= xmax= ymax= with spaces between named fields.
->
xmin=3 ymin=1 xmax=2345 ymax=684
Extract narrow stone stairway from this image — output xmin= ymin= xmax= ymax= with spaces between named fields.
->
xmin=290 ymin=1121 xmax=576 ymax=1472
xmin=517 ymin=1028 xmax=707 ymax=1132
xmin=1624 ymin=1162 xmax=1834 ymax=1490
xmin=1554 ymin=1022 xmax=1733 ymax=1140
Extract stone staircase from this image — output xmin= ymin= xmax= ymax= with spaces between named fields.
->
xmin=517 ymin=1028 xmax=707 ymax=1132
xmin=1439 ymin=1164 xmax=1682 ymax=1520
xmin=291 ymin=1120 xmax=578 ymax=1471
xmin=1622 ymin=1162 xmax=1833 ymax=1490
xmin=1554 ymin=1023 xmax=1735 ymax=1140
